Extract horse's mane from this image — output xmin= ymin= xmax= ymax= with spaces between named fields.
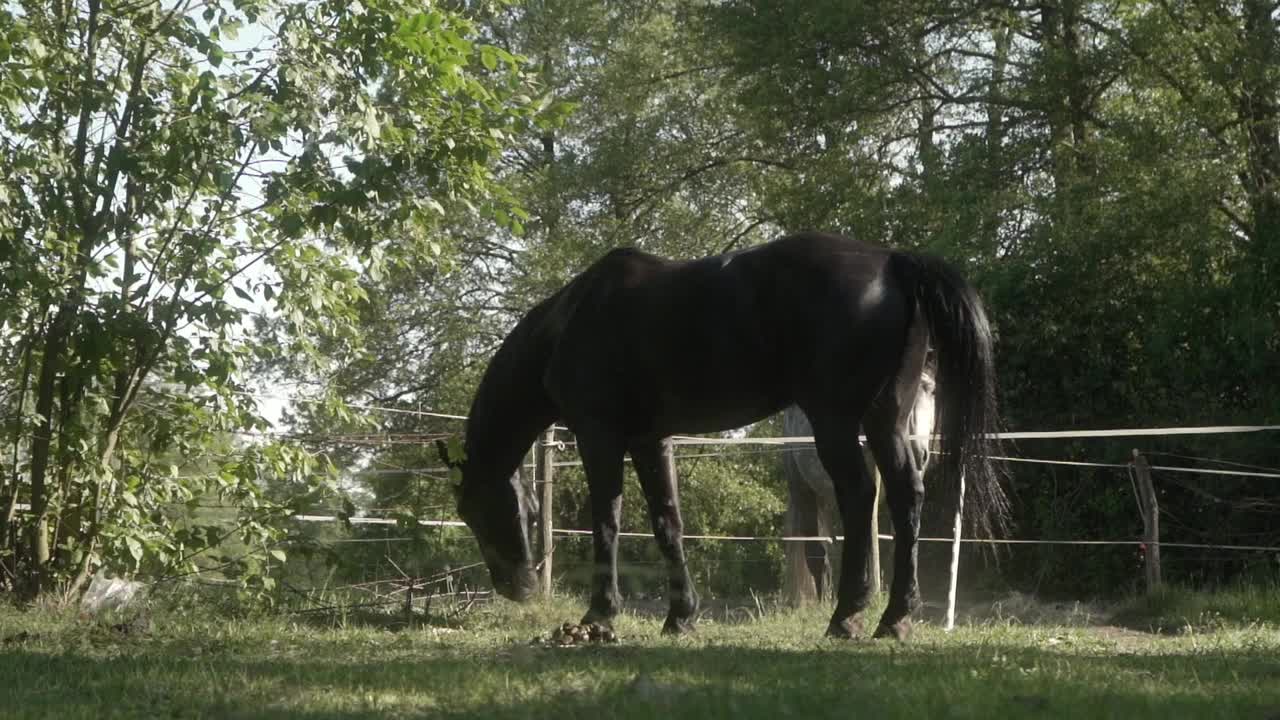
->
xmin=462 ymin=296 xmax=560 ymax=476
xmin=461 ymin=255 xmax=630 ymax=474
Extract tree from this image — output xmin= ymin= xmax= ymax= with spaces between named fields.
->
xmin=702 ymin=0 xmax=1280 ymax=592
xmin=0 ymin=0 xmax=540 ymax=599
xmin=209 ymin=0 xmax=1280 ymax=600
xmin=260 ymin=0 xmax=797 ymax=595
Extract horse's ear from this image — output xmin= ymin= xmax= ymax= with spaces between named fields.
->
xmin=435 ymin=439 xmax=453 ymax=468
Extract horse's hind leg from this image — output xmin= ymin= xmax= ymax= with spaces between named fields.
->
xmin=864 ymin=388 xmax=928 ymax=641
xmin=806 ymin=410 xmax=878 ymax=638
xmin=577 ymin=432 xmax=627 ymax=627
xmin=629 ymin=437 xmax=698 ymax=634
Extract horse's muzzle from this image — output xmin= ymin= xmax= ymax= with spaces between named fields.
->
xmin=492 ymin=563 xmax=539 ymax=602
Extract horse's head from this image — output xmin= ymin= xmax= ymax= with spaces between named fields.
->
xmin=437 ymin=439 xmax=538 ymax=601
xmin=911 ymin=370 xmax=938 ymax=469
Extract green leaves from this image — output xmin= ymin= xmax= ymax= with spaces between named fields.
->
xmin=362 ymin=104 xmax=381 ymax=141
xmin=1 ymin=0 xmax=536 ymax=598
xmin=125 ymin=537 xmax=144 ymax=566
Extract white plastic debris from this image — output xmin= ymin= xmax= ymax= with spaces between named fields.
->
xmin=81 ymin=571 xmax=148 ymax=614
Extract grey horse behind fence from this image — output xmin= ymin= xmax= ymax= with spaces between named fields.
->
xmin=782 ymin=368 xmax=937 ymax=606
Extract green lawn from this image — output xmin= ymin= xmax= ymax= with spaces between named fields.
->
xmin=2 ymin=590 xmax=1279 ymax=719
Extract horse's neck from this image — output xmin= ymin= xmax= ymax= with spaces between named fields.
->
xmin=463 ymin=445 xmax=524 ymax=498
xmin=465 ymin=404 xmax=550 ymax=480
xmin=464 ymin=316 xmax=557 ymax=479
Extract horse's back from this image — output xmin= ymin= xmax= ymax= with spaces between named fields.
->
xmin=741 ymin=234 xmax=915 ymax=397
xmin=541 ymin=233 xmax=916 ymax=436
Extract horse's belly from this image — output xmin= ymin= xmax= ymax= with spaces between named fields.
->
xmin=649 ymin=383 xmax=785 ymax=436
xmin=633 ymin=317 xmax=791 ymax=434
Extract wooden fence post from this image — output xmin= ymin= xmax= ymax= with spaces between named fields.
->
xmin=864 ymin=447 xmax=881 ymax=595
xmin=1132 ymin=450 xmax=1162 ymax=591
xmin=536 ymin=428 xmax=556 ymax=598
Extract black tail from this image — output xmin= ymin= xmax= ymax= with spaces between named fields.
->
xmin=890 ymin=251 xmax=1010 ymax=538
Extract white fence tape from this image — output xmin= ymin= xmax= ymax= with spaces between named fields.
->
xmin=288 ymin=514 xmax=1277 ymax=553
xmin=670 ymin=424 xmax=1280 ymax=446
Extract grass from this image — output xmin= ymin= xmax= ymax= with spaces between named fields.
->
xmin=2 ymin=589 xmax=1280 ymax=719
xmin=1111 ymin=583 xmax=1280 ymax=633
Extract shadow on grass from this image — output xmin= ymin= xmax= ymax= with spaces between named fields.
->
xmin=277 ymin=593 xmax=810 ymax=634
xmin=3 ymin=632 xmax=1280 ymax=720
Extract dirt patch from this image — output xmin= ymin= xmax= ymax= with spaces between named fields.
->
xmin=941 ymin=591 xmax=1109 ymax=626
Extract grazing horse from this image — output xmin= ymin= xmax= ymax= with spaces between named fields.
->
xmin=781 ymin=364 xmax=935 ymax=606
xmin=439 ymin=231 xmax=1006 ymax=640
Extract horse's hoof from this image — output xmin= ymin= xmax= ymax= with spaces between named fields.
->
xmin=873 ymin=618 xmax=912 ymax=641
xmin=661 ymin=615 xmax=696 ymax=635
xmin=824 ymin=615 xmax=865 ymax=639
xmin=581 ymin=604 xmax=619 ymax=627
xmin=579 ymin=613 xmax=615 ymax=630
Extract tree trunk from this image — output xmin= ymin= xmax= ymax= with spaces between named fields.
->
xmin=1041 ymin=0 xmax=1093 ymax=213
xmin=985 ymin=24 xmax=1012 ymax=165
xmin=1240 ymin=0 xmax=1280 ymax=278
xmin=1061 ymin=0 xmax=1092 ymax=176
xmin=1 ymin=329 xmax=37 ymax=549
xmin=1227 ymin=0 xmax=1280 ymax=382
xmin=976 ymin=21 xmax=1014 ymax=253
xmin=918 ymin=99 xmax=939 ymax=181
xmin=915 ymin=29 xmax=940 ymax=188
xmin=19 ymin=0 xmax=108 ymax=598
xmin=23 ymin=307 xmax=73 ymax=597
xmin=1041 ymin=0 xmax=1069 ymax=189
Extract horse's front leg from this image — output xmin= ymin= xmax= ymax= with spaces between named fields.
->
xmin=577 ymin=434 xmax=626 ymax=627
xmin=866 ymin=430 xmax=925 ymax=641
xmin=629 ymin=437 xmax=698 ymax=634
xmin=808 ymin=413 xmax=878 ymax=639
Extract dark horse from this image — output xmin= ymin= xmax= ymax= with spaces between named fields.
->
xmin=440 ymin=231 xmax=1006 ymax=640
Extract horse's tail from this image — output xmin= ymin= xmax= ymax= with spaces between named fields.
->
xmin=889 ymin=251 xmax=1009 ymax=538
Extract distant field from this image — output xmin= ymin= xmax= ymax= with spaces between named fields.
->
xmin=2 ymin=588 xmax=1279 ymax=719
